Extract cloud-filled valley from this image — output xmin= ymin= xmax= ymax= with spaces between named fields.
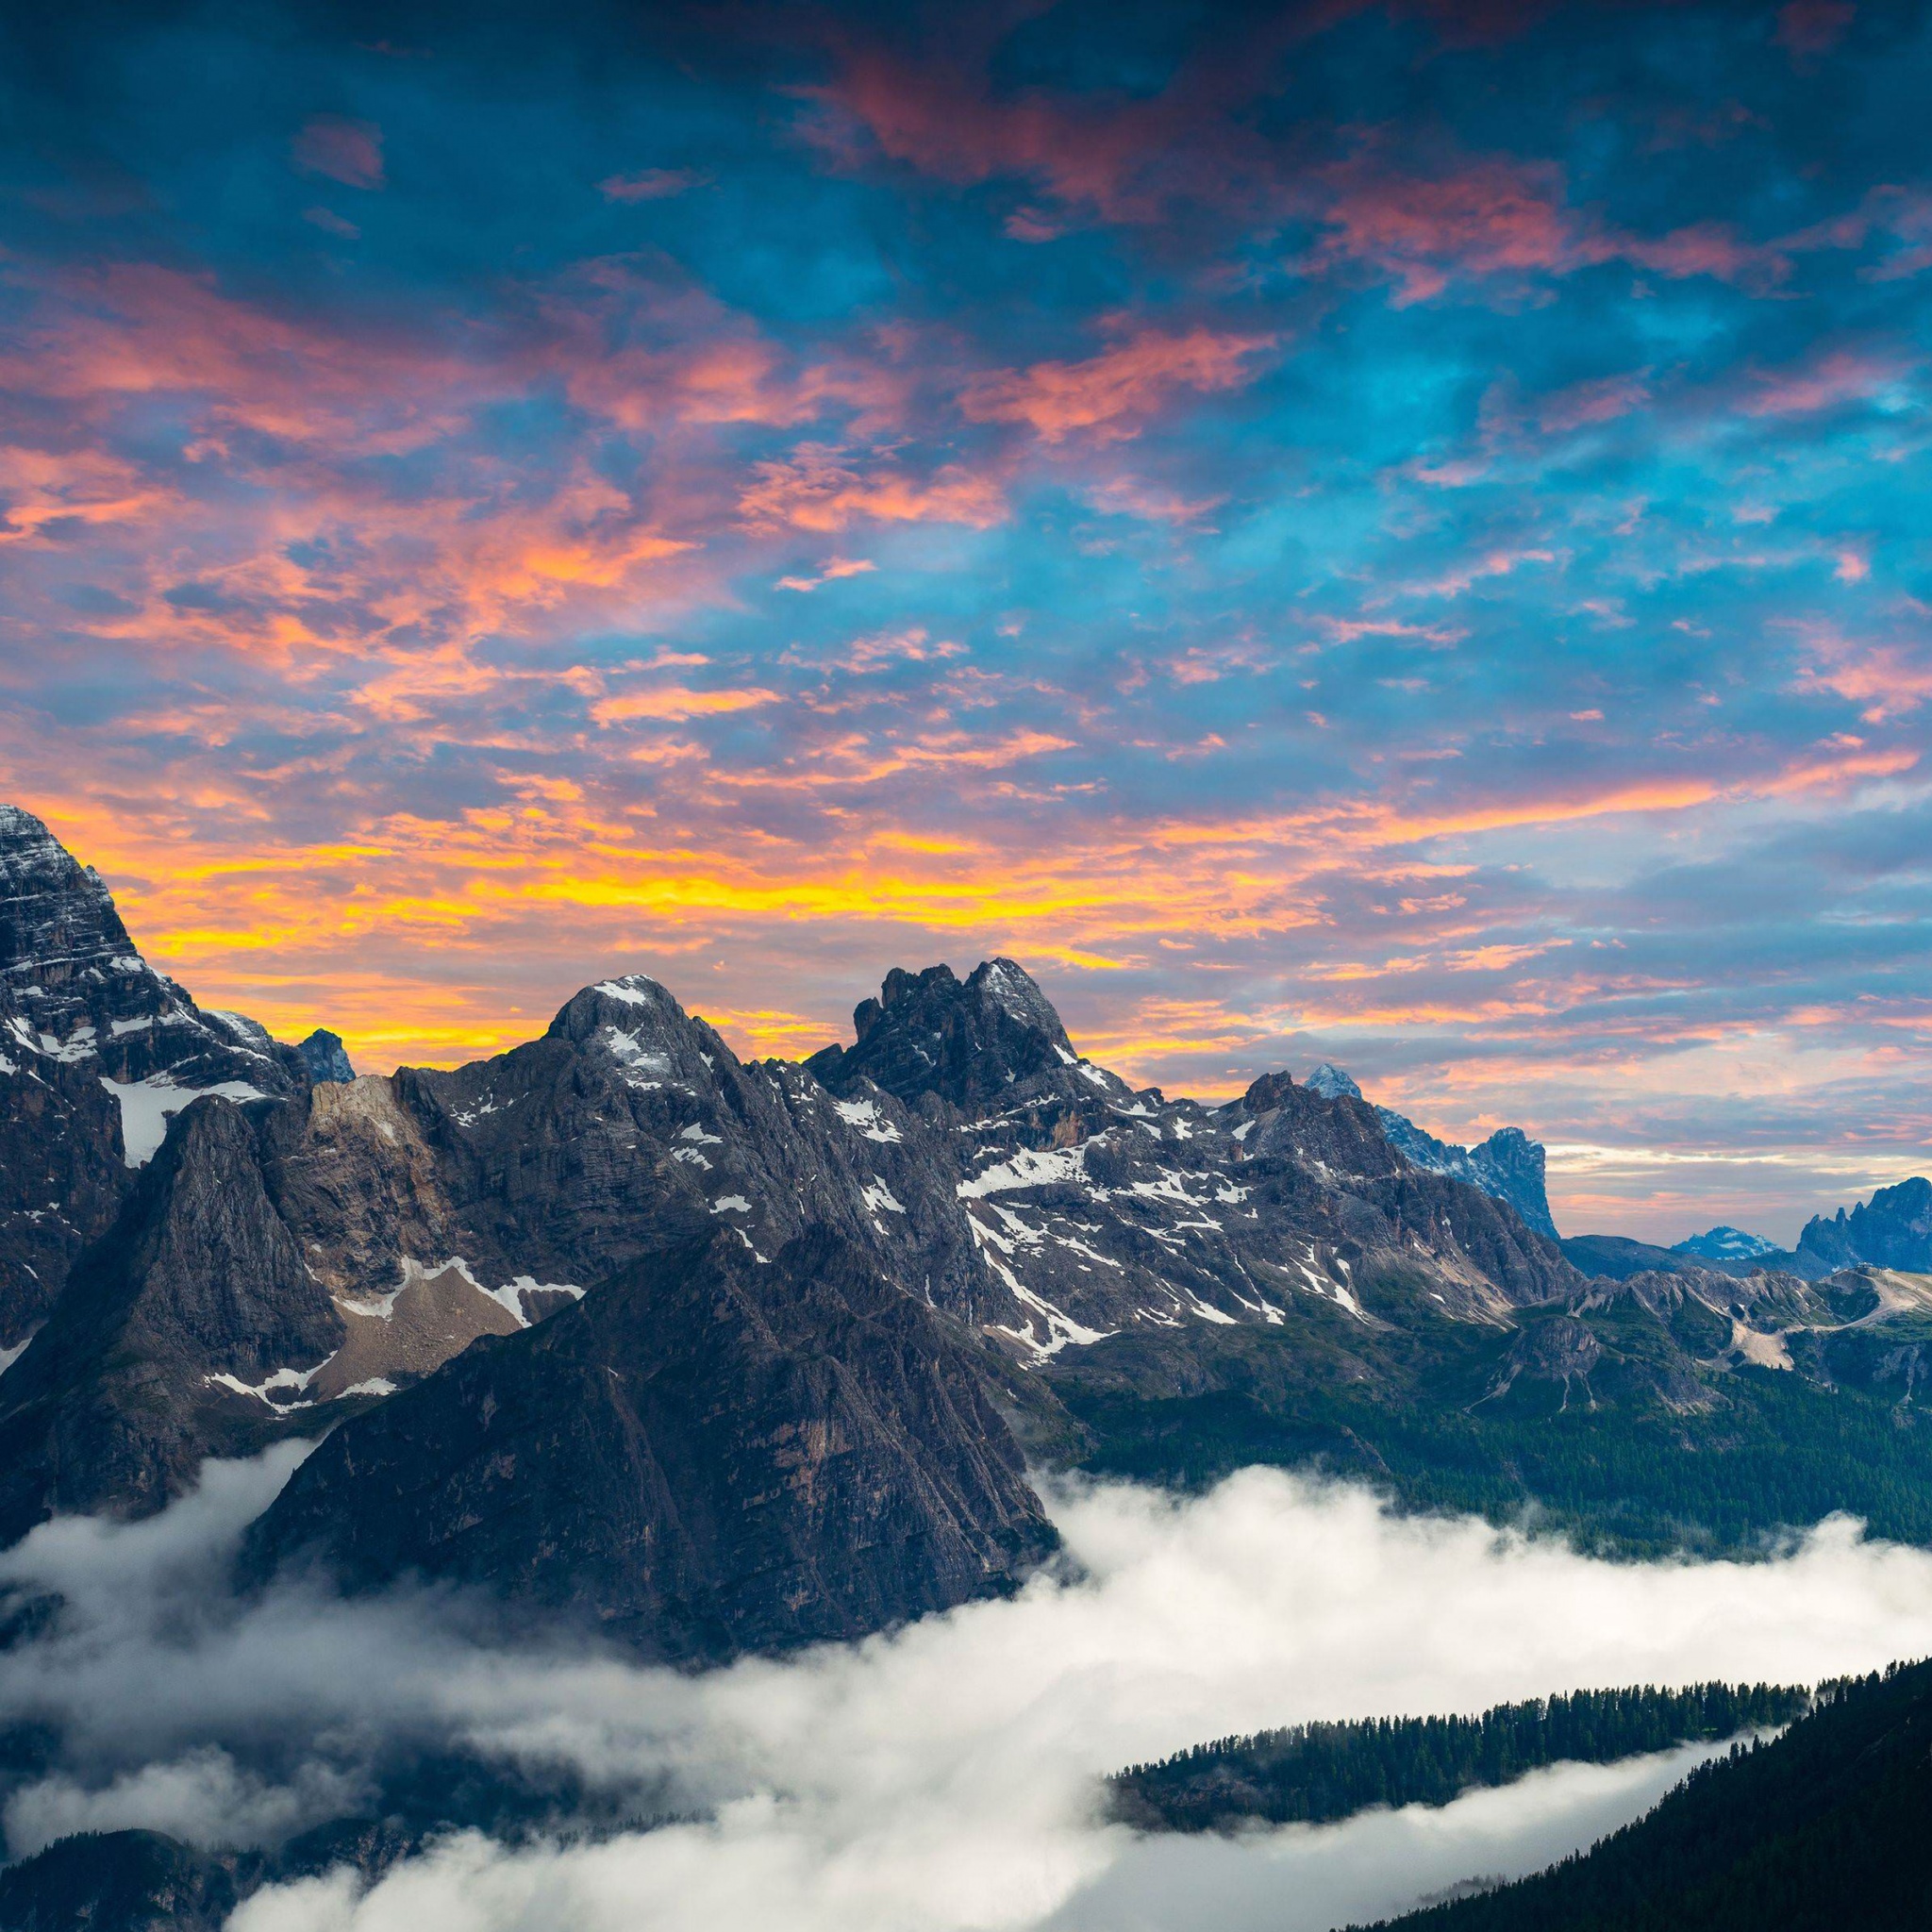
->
xmin=6 ymin=1452 xmax=1930 ymax=1932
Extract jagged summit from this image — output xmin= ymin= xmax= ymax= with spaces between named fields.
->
xmin=1794 ymin=1176 xmax=1932 ymax=1275
xmin=806 ymin=958 xmax=1084 ymax=1108
xmin=298 ymin=1028 xmax=356 ymax=1085
xmin=548 ymin=971 xmax=682 ymax=1032
xmin=0 ymin=801 xmax=299 ymax=1102
xmin=0 ymin=805 xmax=308 ymax=1343
xmin=544 ymin=973 xmax=734 ymax=1094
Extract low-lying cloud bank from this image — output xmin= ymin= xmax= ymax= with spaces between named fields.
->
xmin=5 ymin=1453 xmax=1931 ymax=1932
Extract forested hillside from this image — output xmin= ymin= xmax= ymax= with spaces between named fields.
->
xmin=1108 ymin=1683 xmax=1806 ymax=1833
xmin=1368 ymin=1660 xmax=1932 ymax=1932
xmin=1053 ymin=1291 xmax=1932 ymax=1556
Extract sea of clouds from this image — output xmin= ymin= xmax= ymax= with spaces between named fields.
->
xmin=4 ymin=1448 xmax=1931 ymax=1932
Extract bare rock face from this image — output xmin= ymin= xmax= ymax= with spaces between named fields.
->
xmin=0 ymin=1074 xmax=581 ymax=1543
xmin=298 ymin=1028 xmax=357 ymax=1084
xmin=241 ymin=1228 xmax=1058 ymax=1665
xmin=0 ymin=1098 xmax=344 ymax=1540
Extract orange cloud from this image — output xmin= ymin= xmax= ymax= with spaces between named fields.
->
xmin=591 ymin=686 xmax=781 ymax=724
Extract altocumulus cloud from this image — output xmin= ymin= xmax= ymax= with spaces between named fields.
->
xmin=3 ymin=1452 xmax=1931 ymax=1932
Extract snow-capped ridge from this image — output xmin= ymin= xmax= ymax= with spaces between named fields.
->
xmin=1674 ymin=1224 xmax=1781 ymax=1262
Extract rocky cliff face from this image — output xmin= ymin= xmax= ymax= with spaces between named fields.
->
xmin=0 ymin=1097 xmax=345 ymax=1540
xmin=0 ymin=1066 xmax=604 ymax=1542
xmin=242 ymin=1228 xmax=1058 ymax=1664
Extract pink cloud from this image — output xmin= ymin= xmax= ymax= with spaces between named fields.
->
xmin=959 ymin=325 xmax=1274 ymax=442
xmin=1622 ymin=222 xmax=1777 ymax=287
xmin=1792 ymin=631 xmax=1932 ymax=724
xmin=291 ymin=116 xmax=385 ymax=191
xmin=303 ymin=207 xmax=360 ymax=241
xmin=1536 ymin=371 xmax=1652 ymax=434
xmin=830 ymin=625 xmax=966 ymax=673
xmin=1080 ymin=474 xmax=1226 ymax=523
xmin=740 ymin=447 xmax=1008 ymax=533
xmin=794 ymin=13 xmax=1344 ymax=235
xmin=1313 ymin=152 xmax=1580 ymax=302
xmin=597 ymin=169 xmax=705 ymax=202
xmin=777 ymin=557 xmax=877 ymax=592
xmin=1775 ymin=1 xmax=1856 ymax=57
xmin=802 ymin=47 xmax=1165 ymax=222
xmin=1742 ymin=348 xmax=1905 ymax=416
xmin=1309 ymin=145 xmax=1787 ymax=304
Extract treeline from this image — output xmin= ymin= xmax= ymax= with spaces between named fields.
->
xmin=1365 ymin=1660 xmax=1932 ymax=1932
xmin=1108 ymin=1682 xmax=1808 ymax=1833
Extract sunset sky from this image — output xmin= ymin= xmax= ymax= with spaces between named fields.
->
xmin=4 ymin=0 xmax=1931 ymax=1241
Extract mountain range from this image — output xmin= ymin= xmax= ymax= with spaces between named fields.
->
xmin=7 ymin=801 xmax=1932 ymax=1593
xmin=5 ymin=801 xmax=1932 ymax=1924
xmin=1558 ymin=1185 xmax=1932 ymax=1286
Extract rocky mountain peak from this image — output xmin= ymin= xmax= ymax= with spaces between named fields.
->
xmin=1305 ymin=1062 xmax=1364 ymax=1101
xmin=545 ymin=974 xmax=733 ymax=1093
xmin=808 ymin=956 xmax=1078 ymax=1108
xmin=1241 ymin=1070 xmax=1298 ymax=1113
xmin=861 ymin=962 xmax=958 ymax=1036
xmin=0 ymin=802 xmax=298 ymax=1099
xmin=0 ymin=806 xmax=310 ymax=1343
xmin=298 ymin=1028 xmax=356 ymax=1084
xmin=2 ymin=803 xmax=151 ymax=1051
